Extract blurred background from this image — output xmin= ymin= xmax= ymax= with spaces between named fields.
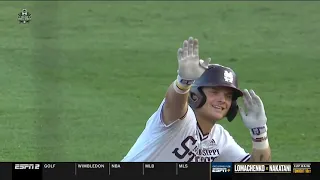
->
xmin=0 ymin=1 xmax=319 ymax=162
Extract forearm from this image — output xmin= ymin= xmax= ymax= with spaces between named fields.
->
xmin=162 ymin=76 xmax=194 ymax=124
xmin=163 ymin=81 xmax=190 ymax=118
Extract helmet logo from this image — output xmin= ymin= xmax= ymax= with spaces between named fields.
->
xmin=191 ymin=93 xmax=199 ymax=102
xmin=224 ymin=70 xmax=234 ymax=83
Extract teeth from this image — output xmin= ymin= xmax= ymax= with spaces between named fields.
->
xmin=213 ymin=106 xmax=222 ymax=110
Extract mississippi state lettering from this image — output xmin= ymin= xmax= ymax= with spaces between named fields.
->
xmin=172 ymin=136 xmax=220 ymax=162
xmin=172 ymin=136 xmax=197 ymax=160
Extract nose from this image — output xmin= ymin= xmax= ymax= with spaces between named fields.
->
xmin=216 ymin=92 xmax=226 ymax=102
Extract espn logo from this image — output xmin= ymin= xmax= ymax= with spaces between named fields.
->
xmin=15 ymin=164 xmax=40 ymax=169
xmin=212 ymin=167 xmax=229 ymax=172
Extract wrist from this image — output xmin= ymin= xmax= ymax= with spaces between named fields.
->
xmin=173 ymin=75 xmax=195 ymax=94
xmin=250 ymin=126 xmax=269 ymax=149
xmin=252 ymin=136 xmax=269 ymax=149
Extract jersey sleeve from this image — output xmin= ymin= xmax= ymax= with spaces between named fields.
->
xmin=216 ymin=129 xmax=251 ymax=162
xmin=145 ymin=98 xmax=195 ymax=130
xmin=121 ymin=99 xmax=196 ymax=162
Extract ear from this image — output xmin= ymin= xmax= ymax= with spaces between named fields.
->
xmin=188 ymin=87 xmax=207 ymax=109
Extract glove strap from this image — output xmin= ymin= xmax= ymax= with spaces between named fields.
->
xmin=173 ymin=75 xmax=195 ymax=94
xmin=250 ymin=125 xmax=267 ymax=137
xmin=250 ymin=125 xmax=269 ymax=149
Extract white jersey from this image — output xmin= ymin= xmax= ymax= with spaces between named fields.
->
xmin=121 ymin=99 xmax=251 ymax=162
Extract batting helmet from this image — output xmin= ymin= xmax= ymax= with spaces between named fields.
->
xmin=188 ymin=64 xmax=243 ymax=122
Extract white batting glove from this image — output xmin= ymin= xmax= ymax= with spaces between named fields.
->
xmin=239 ymin=89 xmax=269 ymax=149
xmin=174 ymin=37 xmax=211 ymax=94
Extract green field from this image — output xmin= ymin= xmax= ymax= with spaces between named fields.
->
xmin=0 ymin=1 xmax=319 ymax=162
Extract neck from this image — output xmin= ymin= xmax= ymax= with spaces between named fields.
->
xmin=195 ymin=114 xmax=216 ymax=135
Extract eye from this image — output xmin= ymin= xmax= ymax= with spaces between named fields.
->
xmin=226 ymin=94 xmax=233 ymax=100
xmin=210 ymin=90 xmax=219 ymax=94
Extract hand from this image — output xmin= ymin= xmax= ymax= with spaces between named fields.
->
xmin=177 ymin=37 xmax=211 ymax=81
xmin=239 ymin=89 xmax=268 ymax=136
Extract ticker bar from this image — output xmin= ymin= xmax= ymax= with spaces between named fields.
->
xmin=43 ymin=163 xmax=76 ymax=180
xmin=0 ymin=163 xmax=12 ymax=180
xmin=143 ymin=162 xmax=176 ymax=177
xmin=12 ymin=163 xmax=42 ymax=180
xmin=178 ymin=162 xmax=209 ymax=179
xmin=76 ymin=163 xmax=109 ymax=180
xmin=234 ymin=163 xmax=292 ymax=173
xmin=109 ymin=162 xmax=141 ymax=177
xmin=292 ymin=162 xmax=313 ymax=175
xmin=3 ymin=162 xmax=318 ymax=180
xmin=312 ymin=162 xmax=320 ymax=175
xmin=211 ymin=162 xmax=233 ymax=180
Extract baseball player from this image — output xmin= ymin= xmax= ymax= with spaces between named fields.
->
xmin=121 ymin=37 xmax=271 ymax=162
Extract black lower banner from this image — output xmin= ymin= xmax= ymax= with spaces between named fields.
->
xmin=211 ymin=162 xmax=318 ymax=180
xmin=1 ymin=162 xmax=318 ymax=180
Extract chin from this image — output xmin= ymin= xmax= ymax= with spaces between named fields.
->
xmin=211 ymin=113 xmax=225 ymax=121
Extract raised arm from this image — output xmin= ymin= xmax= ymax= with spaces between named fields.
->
xmin=162 ymin=37 xmax=210 ymax=125
xmin=239 ymin=89 xmax=271 ymax=162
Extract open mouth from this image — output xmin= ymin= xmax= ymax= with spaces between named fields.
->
xmin=213 ymin=105 xmax=225 ymax=111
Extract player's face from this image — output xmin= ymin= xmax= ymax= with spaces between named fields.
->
xmin=200 ymin=87 xmax=233 ymax=120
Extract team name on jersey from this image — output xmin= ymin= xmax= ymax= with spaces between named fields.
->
xmin=172 ymin=136 xmax=220 ymax=162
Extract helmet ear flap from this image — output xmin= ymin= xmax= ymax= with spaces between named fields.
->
xmin=188 ymin=87 xmax=207 ymax=109
xmin=226 ymin=100 xmax=239 ymax=122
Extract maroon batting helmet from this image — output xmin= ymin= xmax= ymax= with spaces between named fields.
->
xmin=188 ymin=64 xmax=243 ymax=122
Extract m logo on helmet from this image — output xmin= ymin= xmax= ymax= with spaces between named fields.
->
xmin=224 ymin=70 xmax=233 ymax=83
